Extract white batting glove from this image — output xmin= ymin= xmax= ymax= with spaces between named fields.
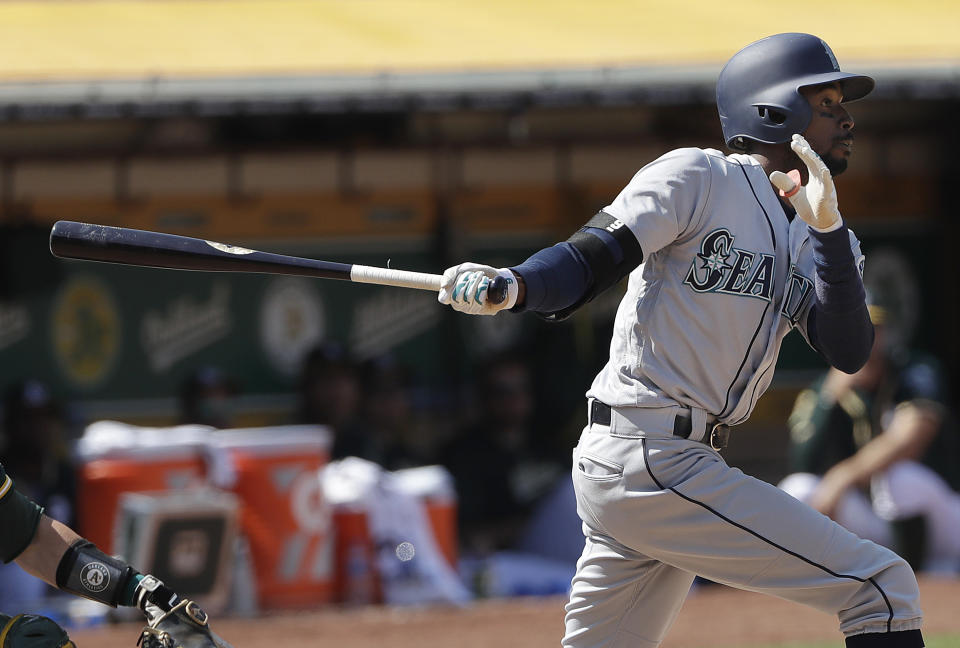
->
xmin=437 ymin=262 xmax=518 ymax=315
xmin=769 ymin=134 xmax=843 ymax=232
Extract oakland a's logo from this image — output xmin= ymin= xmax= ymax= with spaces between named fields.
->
xmin=79 ymin=562 xmax=110 ymax=593
xmin=684 ymin=229 xmax=775 ymax=301
xmin=52 ymin=276 xmax=121 ymax=388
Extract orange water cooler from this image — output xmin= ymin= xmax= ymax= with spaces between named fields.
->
xmin=332 ymin=504 xmax=382 ymax=605
xmin=212 ymin=425 xmax=333 ymax=610
xmin=393 ymin=465 xmax=459 ymax=569
xmin=422 ymin=493 xmax=458 ymax=569
xmin=75 ymin=423 xmax=210 ymax=552
xmin=327 ymin=463 xmax=459 ymax=604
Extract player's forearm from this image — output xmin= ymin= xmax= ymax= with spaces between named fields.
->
xmin=836 ymin=419 xmax=933 ymax=487
xmin=821 ymin=443 xmax=896 ymax=493
xmin=509 ymin=242 xmax=593 ymax=313
xmin=17 ymin=515 xmax=145 ymax=608
xmin=806 ymin=225 xmax=873 ymax=373
xmin=878 ymin=402 xmax=939 ymax=461
xmin=14 ymin=514 xmax=80 ymax=586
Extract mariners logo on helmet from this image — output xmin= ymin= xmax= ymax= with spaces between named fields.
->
xmin=716 ymin=33 xmax=874 ymax=150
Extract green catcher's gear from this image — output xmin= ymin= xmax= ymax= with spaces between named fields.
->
xmin=0 ymin=614 xmax=75 ymax=648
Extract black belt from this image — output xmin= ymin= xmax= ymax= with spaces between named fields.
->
xmin=588 ymin=400 xmax=729 ymax=451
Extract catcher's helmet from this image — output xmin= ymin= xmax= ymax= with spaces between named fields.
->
xmin=0 ymin=614 xmax=75 ymax=648
xmin=717 ymin=33 xmax=874 ymax=151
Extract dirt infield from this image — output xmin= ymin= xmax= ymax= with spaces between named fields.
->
xmin=71 ymin=577 xmax=960 ymax=648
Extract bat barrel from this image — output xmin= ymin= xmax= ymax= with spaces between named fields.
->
xmin=49 ymin=221 xmax=443 ymax=293
xmin=49 ymin=221 xmax=355 ymax=280
xmin=50 ymin=221 xmax=218 ymax=270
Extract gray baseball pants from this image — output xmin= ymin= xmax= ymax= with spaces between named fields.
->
xmin=562 ymin=402 xmax=923 ymax=648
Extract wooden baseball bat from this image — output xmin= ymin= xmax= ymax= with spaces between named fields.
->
xmin=48 ymin=221 xmax=443 ymax=292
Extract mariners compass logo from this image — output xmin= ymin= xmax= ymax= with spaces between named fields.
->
xmin=683 ymin=228 xmax=775 ymax=301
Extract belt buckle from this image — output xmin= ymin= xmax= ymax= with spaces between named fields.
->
xmin=709 ymin=423 xmax=729 ymax=451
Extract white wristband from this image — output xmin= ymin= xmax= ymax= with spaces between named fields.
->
xmin=809 ymin=217 xmax=844 ymax=233
xmin=494 ymin=268 xmax=520 ymax=310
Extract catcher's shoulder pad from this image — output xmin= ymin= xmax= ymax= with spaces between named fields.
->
xmin=138 ymin=600 xmax=231 ymax=648
xmin=0 ymin=614 xmax=75 ymax=648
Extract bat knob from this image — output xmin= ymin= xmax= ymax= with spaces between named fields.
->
xmin=487 ymin=275 xmax=508 ymax=305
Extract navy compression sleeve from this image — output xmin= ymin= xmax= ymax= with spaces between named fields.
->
xmin=806 ymin=225 xmax=874 ymax=373
xmin=509 ymin=211 xmax=643 ymax=318
xmin=510 ymin=242 xmax=593 ymax=313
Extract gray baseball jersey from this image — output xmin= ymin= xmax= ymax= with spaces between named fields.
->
xmin=564 ymin=147 xmax=921 ymax=648
xmin=587 ymin=147 xmax=863 ymax=425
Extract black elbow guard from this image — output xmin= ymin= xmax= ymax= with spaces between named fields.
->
xmin=55 ymin=539 xmax=138 ymax=607
xmin=544 ymin=211 xmax=644 ymax=321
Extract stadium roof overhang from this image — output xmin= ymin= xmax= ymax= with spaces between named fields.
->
xmin=0 ymin=0 xmax=957 ymax=121
xmin=0 ymin=64 xmax=957 ymax=122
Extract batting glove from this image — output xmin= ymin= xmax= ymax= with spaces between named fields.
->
xmin=437 ymin=262 xmax=518 ymax=315
xmin=769 ymin=134 xmax=843 ymax=232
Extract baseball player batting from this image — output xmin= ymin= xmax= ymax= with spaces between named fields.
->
xmin=438 ymin=33 xmax=924 ymax=647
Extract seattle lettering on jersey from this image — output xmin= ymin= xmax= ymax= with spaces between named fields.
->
xmin=781 ymin=265 xmax=815 ymax=326
xmin=683 ymin=228 xmax=775 ymax=301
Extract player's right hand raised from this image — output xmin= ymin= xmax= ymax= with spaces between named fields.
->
xmin=438 ymin=262 xmax=518 ymax=315
xmin=769 ymin=133 xmax=843 ymax=231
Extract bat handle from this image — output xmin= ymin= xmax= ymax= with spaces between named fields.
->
xmin=487 ymin=275 xmax=508 ymax=305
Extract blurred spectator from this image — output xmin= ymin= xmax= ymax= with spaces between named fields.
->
xmin=778 ymin=303 xmax=960 ymax=573
xmin=439 ymin=352 xmax=565 ymax=556
xmin=296 ymin=341 xmax=361 ymax=438
xmin=178 ymin=366 xmax=238 ymax=428
xmin=0 ymin=379 xmax=75 ymax=610
xmin=0 ymin=379 xmax=75 ymax=524
xmin=336 ymin=354 xmax=429 ymax=470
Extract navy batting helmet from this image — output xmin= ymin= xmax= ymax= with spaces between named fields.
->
xmin=717 ymin=33 xmax=874 ymax=151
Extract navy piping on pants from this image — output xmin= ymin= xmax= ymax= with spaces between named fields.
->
xmin=640 ymin=439 xmax=895 ymax=632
